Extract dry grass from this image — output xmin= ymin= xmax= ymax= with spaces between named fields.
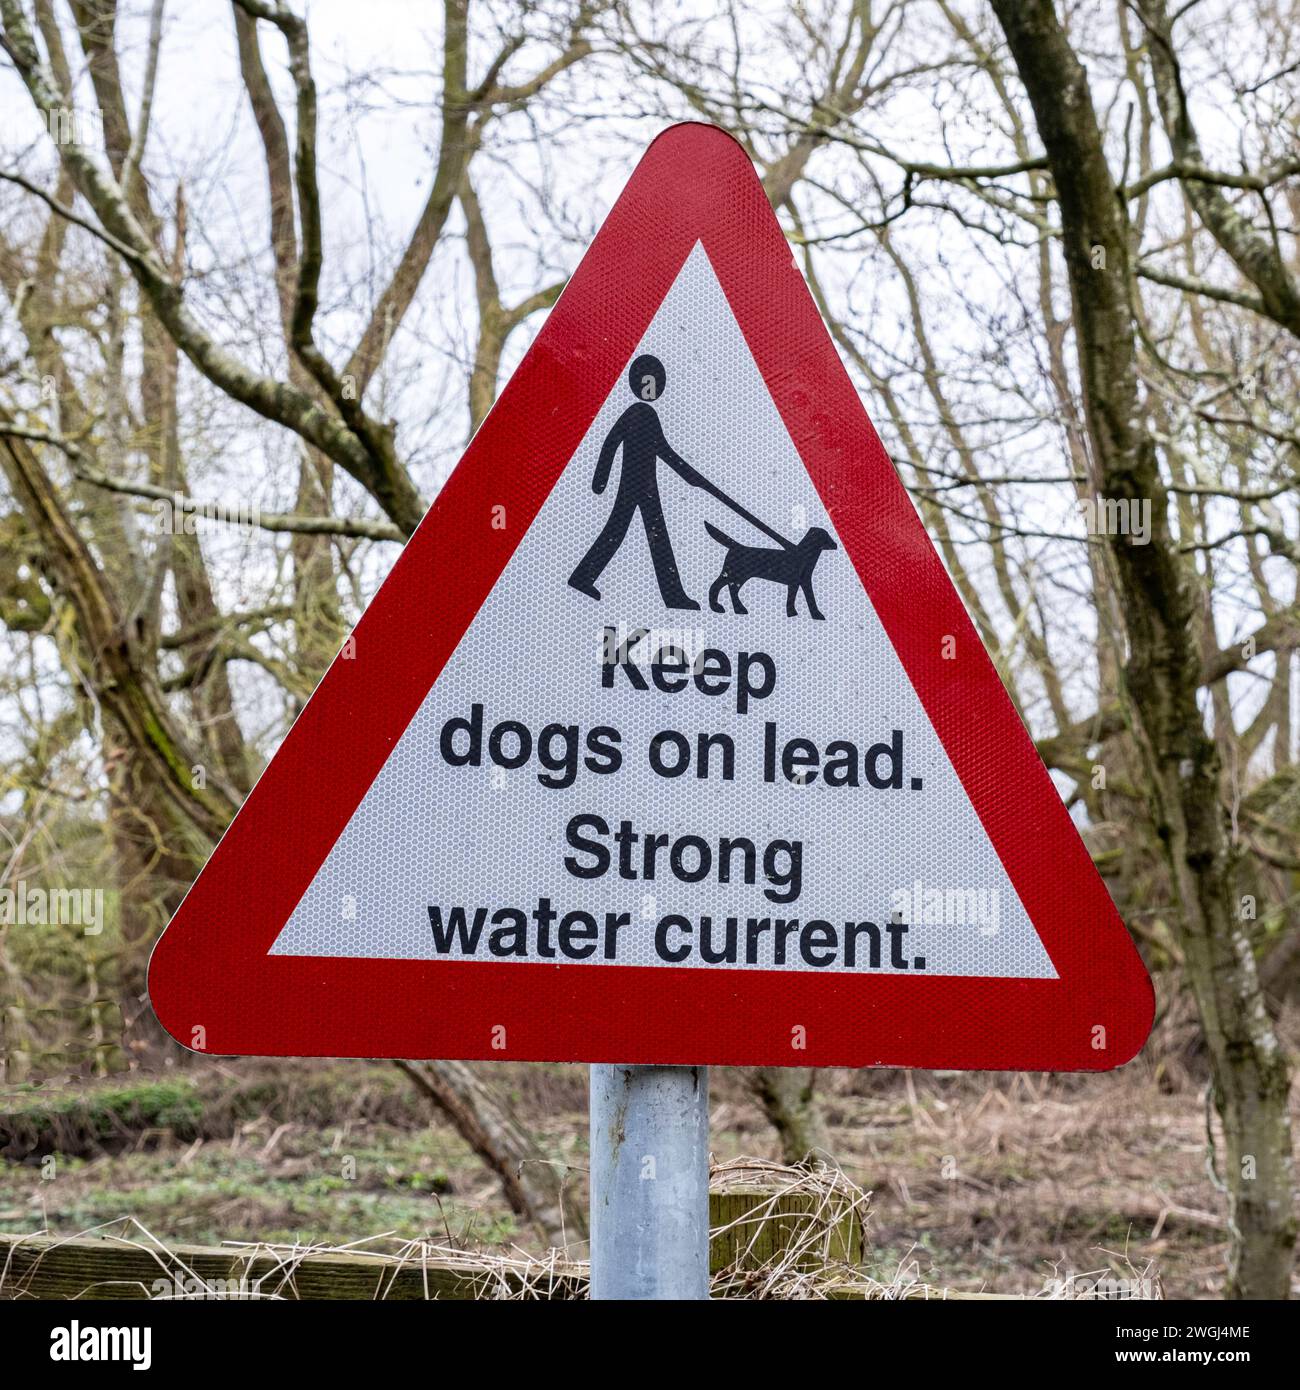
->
xmin=10 ymin=1027 xmax=1300 ymax=1296
xmin=0 ymin=1159 xmax=1162 ymax=1299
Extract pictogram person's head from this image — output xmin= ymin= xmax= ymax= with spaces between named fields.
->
xmin=628 ymin=354 xmax=666 ymax=402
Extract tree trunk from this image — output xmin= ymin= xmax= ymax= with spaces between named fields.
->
xmin=395 ymin=1059 xmax=584 ymax=1249
xmin=991 ymin=0 xmax=1295 ymax=1299
xmin=749 ymin=1067 xmax=827 ymax=1166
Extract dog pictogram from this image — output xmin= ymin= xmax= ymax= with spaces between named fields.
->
xmin=705 ymin=522 xmax=837 ymax=619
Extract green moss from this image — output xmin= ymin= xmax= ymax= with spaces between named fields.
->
xmin=1 ymin=1079 xmax=204 ymax=1159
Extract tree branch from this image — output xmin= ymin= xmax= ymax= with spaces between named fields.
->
xmin=1 ymin=0 xmax=426 ymax=535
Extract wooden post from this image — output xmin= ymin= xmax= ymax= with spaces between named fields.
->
xmin=709 ymin=1185 xmax=864 ymax=1274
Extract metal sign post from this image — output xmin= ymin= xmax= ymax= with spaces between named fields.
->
xmin=590 ymin=1064 xmax=710 ymax=1300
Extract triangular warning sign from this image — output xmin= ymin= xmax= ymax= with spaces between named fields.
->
xmin=149 ymin=124 xmax=1152 ymax=1070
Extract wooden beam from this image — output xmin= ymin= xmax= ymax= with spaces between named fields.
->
xmin=0 ymin=1186 xmax=868 ymax=1301
xmin=0 ymin=1232 xmax=585 ymax=1301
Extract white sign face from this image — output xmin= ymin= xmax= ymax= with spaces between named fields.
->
xmin=270 ymin=244 xmax=1054 ymax=980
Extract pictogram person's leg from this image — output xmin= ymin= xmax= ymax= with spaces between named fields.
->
xmin=639 ymin=494 xmax=699 ymax=610
xmin=569 ymin=494 xmax=638 ymax=599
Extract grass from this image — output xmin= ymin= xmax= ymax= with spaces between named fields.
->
xmin=3 ymin=1125 xmax=516 ymax=1248
xmin=1 ymin=1053 xmax=1287 ymax=1296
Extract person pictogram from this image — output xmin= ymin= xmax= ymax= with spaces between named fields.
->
xmin=568 ymin=354 xmax=703 ymax=610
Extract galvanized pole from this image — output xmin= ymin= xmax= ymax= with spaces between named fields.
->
xmin=589 ymin=1064 xmax=710 ymax=1300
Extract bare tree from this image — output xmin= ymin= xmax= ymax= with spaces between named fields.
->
xmin=990 ymin=0 xmax=1293 ymax=1301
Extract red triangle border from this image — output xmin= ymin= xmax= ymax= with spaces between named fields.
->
xmin=149 ymin=124 xmax=1153 ymax=1070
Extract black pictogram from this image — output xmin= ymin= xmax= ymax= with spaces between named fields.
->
xmin=569 ymin=355 xmax=836 ymax=618
xmin=704 ymin=523 xmax=837 ymax=620
xmin=568 ymin=355 xmax=703 ymax=610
